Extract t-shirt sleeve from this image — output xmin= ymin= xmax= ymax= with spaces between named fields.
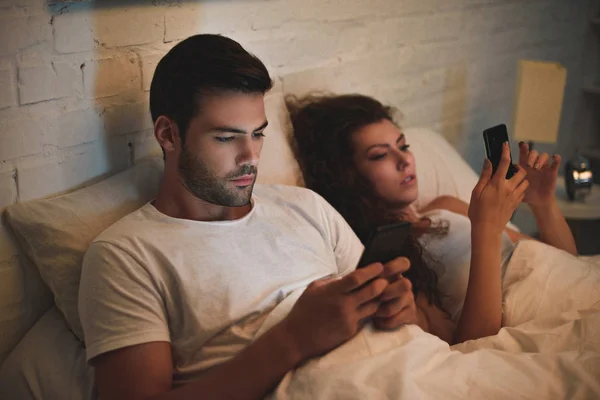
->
xmin=313 ymin=192 xmax=364 ymax=276
xmin=79 ymin=241 xmax=170 ymax=362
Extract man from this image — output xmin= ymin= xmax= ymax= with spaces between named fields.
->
xmin=78 ymin=34 xmax=417 ymax=400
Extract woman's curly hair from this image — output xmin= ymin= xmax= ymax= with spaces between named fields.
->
xmin=287 ymin=92 xmax=445 ymax=309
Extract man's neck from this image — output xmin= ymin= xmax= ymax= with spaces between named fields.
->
xmin=153 ymin=177 xmax=252 ymax=222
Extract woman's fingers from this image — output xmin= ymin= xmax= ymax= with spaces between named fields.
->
xmin=514 ymin=178 xmax=530 ymax=198
xmin=535 ymin=153 xmax=550 ymax=169
xmin=518 ymin=141 xmax=529 ymax=166
xmin=493 ymin=142 xmax=512 ymax=183
xmin=473 ymin=158 xmax=493 ymax=196
xmin=508 ymin=165 xmax=527 ymax=190
xmin=527 ymin=149 xmax=539 ymax=167
xmin=550 ymin=154 xmax=562 ymax=176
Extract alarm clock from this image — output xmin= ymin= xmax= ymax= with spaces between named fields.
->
xmin=564 ymin=153 xmax=593 ymax=201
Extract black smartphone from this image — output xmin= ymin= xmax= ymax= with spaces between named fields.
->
xmin=483 ymin=124 xmax=518 ymax=179
xmin=357 ymin=221 xmax=412 ymax=268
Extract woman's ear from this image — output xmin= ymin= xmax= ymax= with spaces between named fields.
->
xmin=154 ymin=116 xmax=180 ymax=156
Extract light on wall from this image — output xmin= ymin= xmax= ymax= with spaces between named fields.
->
xmin=512 ymin=59 xmax=593 ymax=202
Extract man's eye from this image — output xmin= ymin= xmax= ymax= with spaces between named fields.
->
xmin=253 ymin=132 xmax=266 ymax=139
xmin=215 ymin=137 xmax=234 ymax=143
xmin=399 ymin=144 xmax=410 ymax=152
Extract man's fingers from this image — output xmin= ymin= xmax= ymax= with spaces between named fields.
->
xmin=382 ymin=257 xmax=410 ymax=280
xmin=373 ymin=306 xmax=417 ymax=329
xmin=376 ymin=289 xmax=414 ymax=318
xmin=352 ymin=278 xmax=388 ymax=306
xmin=380 ymin=277 xmax=412 ymax=302
xmin=358 ymin=299 xmax=381 ymax=319
xmin=493 ymin=142 xmax=511 ymax=183
xmin=334 ymin=263 xmax=384 ymax=293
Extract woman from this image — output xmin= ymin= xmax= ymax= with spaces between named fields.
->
xmin=287 ymin=93 xmax=577 ymax=345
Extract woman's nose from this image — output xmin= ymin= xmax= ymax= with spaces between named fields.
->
xmin=394 ymin=149 xmax=409 ymax=171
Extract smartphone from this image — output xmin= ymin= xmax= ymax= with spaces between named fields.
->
xmin=357 ymin=221 xmax=411 ymax=268
xmin=483 ymin=124 xmax=518 ymax=179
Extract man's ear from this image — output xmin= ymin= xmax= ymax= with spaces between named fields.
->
xmin=154 ymin=116 xmax=181 ymax=155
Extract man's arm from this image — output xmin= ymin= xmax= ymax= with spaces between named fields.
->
xmin=93 ymin=321 xmax=302 ymax=400
xmin=91 ymin=264 xmax=389 ymax=400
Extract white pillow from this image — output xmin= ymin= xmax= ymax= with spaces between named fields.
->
xmin=5 ymin=157 xmax=164 ymax=340
xmin=258 ymin=91 xmax=304 ymax=186
xmin=0 ymin=307 xmax=94 ymax=400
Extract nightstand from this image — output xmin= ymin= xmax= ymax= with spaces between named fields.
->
xmin=512 ymin=179 xmax=600 ymax=255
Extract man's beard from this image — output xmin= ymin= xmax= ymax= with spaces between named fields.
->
xmin=178 ymin=146 xmax=257 ymax=207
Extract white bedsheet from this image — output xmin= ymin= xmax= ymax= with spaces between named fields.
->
xmin=262 ymin=240 xmax=600 ymax=400
xmin=1 ymin=241 xmax=598 ymax=399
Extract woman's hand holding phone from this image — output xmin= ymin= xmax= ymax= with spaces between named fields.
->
xmin=517 ymin=142 xmax=561 ymax=207
xmin=469 ymin=142 xmax=529 ymax=235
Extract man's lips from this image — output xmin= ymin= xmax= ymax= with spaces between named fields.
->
xmin=231 ymin=174 xmax=255 ymax=185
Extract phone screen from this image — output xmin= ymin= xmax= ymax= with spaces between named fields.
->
xmin=483 ymin=124 xmax=517 ymax=179
xmin=357 ymin=221 xmax=411 ymax=268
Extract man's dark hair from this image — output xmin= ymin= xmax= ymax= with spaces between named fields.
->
xmin=150 ymin=34 xmax=273 ymax=142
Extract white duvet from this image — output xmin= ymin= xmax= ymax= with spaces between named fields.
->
xmin=259 ymin=240 xmax=600 ymax=400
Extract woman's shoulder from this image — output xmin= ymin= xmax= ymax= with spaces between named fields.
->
xmin=418 ymin=195 xmax=469 ymax=217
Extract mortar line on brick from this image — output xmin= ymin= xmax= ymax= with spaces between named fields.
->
xmin=13 ymin=168 xmax=20 ymax=203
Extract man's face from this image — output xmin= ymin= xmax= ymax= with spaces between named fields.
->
xmin=177 ymin=92 xmax=267 ymax=207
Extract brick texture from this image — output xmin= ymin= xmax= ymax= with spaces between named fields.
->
xmin=0 ymin=63 xmax=16 ymax=109
xmin=18 ymin=62 xmax=80 ymax=105
xmin=83 ymin=54 xmax=141 ymax=99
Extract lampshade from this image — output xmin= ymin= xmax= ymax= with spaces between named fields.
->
xmin=512 ymin=60 xmax=567 ymax=144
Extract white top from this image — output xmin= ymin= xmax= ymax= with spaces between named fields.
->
xmin=78 ymin=184 xmax=363 ymax=385
xmin=419 ymin=209 xmax=516 ymax=321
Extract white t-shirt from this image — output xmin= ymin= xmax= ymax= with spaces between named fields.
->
xmin=418 ymin=209 xmax=516 ymax=321
xmin=78 ymin=184 xmax=363 ymax=385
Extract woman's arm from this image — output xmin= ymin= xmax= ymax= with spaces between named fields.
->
xmin=516 ymin=144 xmax=577 ymax=255
xmin=455 ymin=226 xmax=503 ymax=343
xmin=415 ymin=294 xmax=455 ymax=345
xmin=457 ymin=146 xmax=529 ymax=342
xmin=529 ymin=200 xmax=576 ymax=255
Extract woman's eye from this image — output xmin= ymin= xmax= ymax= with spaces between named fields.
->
xmin=399 ymin=144 xmax=410 ymax=152
xmin=215 ymin=137 xmax=234 ymax=143
xmin=369 ymin=153 xmax=386 ymax=161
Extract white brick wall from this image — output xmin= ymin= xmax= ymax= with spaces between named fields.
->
xmin=0 ymin=0 xmax=597 ymax=366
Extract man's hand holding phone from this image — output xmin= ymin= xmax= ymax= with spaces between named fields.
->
xmin=281 ymin=263 xmax=389 ymax=360
xmin=372 ymin=257 xmax=418 ymax=330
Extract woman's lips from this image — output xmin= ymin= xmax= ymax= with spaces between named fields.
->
xmin=401 ymin=174 xmax=417 ymax=186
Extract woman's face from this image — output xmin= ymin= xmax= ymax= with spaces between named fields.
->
xmin=351 ymin=119 xmax=418 ymax=208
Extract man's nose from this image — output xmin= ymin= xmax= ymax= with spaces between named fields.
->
xmin=237 ymin=137 xmax=260 ymax=167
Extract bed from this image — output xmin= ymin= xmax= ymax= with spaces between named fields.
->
xmin=0 ymin=91 xmax=598 ymax=399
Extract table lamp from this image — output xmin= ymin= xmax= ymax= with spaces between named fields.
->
xmin=512 ymin=60 xmax=593 ymax=201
